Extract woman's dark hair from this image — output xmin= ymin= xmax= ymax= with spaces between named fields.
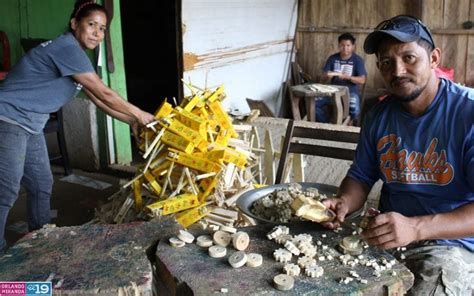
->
xmin=68 ymin=0 xmax=109 ymax=32
xmin=338 ymin=33 xmax=356 ymax=44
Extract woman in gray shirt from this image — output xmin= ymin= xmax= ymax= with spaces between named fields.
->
xmin=0 ymin=0 xmax=155 ymax=253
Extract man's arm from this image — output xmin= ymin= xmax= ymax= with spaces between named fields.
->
xmin=73 ymin=72 xmax=155 ymax=126
xmin=339 ymin=74 xmax=366 ymax=85
xmin=362 ymin=202 xmax=474 ymax=250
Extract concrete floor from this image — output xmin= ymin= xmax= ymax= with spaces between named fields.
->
xmin=4 ymin=165 xmax=125 ymax=249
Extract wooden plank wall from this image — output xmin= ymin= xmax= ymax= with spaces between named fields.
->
xmin=296 ymin=0 xmax=474 ymax=89
xmin=469 ymin=0 xmax=474 ymax=86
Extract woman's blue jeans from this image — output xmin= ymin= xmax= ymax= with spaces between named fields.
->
xmin=0 ymin=121 xmax=53 ymax=253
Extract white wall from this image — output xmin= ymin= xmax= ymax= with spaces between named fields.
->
xmin=182 ymin=0 xmax=297 ymax=115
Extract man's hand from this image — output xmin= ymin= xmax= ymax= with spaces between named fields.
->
xmin=327 ymin=71 xmax=342 ymax=77
xmin=339 ymin=74 xmax=351 ymax=80
xmin=360 ymin=212 xmax=420 ymax=250
xmin=321 ymin=197 xmax=350 ymax=229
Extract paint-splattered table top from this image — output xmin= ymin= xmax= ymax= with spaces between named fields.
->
xmin=155 ymin=221 xmax=414 ymax=295
xmin=0 ymin=217 xmax=180 ymax=295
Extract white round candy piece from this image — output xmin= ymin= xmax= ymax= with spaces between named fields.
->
xmin=213 ymin=230 xmax=232 ymax=247
xmin=232 ymin=232 xmax=250 ymax=251
xmin=169 ymin=237 xmax=185 ymax=248
xmin=246 ymin=253 xmax=263 ymax=267
xmin=208 ymin=245 xmax=227 ymax=258
xmin=228 ymin=251 xmax=247 ymax=268
xmin=177 ymin=230 xmax=195 ymax=243
xmin=273 ymin=274 xmax=294 ymax=291
xmin=196 ymin=235 xmax=213 ymax=248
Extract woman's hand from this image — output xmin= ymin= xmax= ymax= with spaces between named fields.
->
xmin=130 ymin=111 xmax=155 ymax=145
xmin=136 ymin=111 xmax=156 ymax=126
xmin=130 ymin=120 xmax=141 ymax=144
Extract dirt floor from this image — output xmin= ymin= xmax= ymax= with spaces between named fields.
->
xmin=4 ymin=165 xmax=126 ymax=249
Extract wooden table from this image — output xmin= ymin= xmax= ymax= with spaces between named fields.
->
xmin=291 ymin=84 xmax=350 ymax=124
xmin=155 ymin=221 xmax=414 ymax=295
xmin=0 ymin=217 xmax=181 ymax=295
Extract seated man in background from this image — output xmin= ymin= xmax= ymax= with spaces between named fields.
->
xmin=316 ymin=33 xmax=367 ymax=125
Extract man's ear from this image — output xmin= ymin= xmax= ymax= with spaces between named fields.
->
xmin=70 ymin=18 xmax=77 ymax=31
xmin=430 ymin=48 xmax=441 ymax=69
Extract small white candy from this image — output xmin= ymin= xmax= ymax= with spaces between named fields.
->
xmin=283 ymin=263 xmax=301 ymax=276
xmin=169 ymin=237 xmax=185 ymax=248
xmin=177 ymin=230 xmax=195 ymax=243
xmin=246 ymin=253 xmax=263 ymax=267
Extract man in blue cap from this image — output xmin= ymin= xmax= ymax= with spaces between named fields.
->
xmin=322 ymin=15 xmax=474 ymax=294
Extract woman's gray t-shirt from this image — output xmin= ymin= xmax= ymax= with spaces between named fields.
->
xmin=0 ymin=32 xmax=94 ymax=134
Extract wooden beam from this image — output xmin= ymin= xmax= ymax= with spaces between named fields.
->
xmin=297 ymin=26 xmax=474 ymax=35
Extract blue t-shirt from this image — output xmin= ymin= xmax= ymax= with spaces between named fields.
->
xmin=0 ymin=32 xmax=94 ymax=134
xmin=323 ymin=53 xmax=367 ymax=94
xmin=347 ymin=79 xmax=474 ymax=251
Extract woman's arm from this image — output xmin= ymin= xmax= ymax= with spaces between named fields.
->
xmin=73 ymin=72 xmax=155 ymax=126
xmin=83 ymin=88 xmax=135 ymax=124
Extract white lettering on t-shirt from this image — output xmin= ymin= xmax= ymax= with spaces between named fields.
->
xmin=40 ymin=40 xmax=53 ymax=47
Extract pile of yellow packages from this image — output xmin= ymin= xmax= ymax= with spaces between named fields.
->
xmin=119 ymin=84 xmax=260 ymax=228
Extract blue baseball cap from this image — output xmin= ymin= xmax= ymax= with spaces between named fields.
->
xmin=364 ymin=15 xmax=435 ymax=54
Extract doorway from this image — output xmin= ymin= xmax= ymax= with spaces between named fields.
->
xmin=119 ymin=1 xmax=182 ymax=113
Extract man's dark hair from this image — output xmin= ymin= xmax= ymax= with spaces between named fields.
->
xmin=338 ymin=33 xmax=356 ymax=44
xmin=417 ymin=38 xmax=434 ymax=53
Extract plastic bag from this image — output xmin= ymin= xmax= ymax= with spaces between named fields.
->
xmin=435 ymin=67 xmax=455 ymax=81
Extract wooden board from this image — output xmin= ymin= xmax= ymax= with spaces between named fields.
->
xmin=0 ymin=217 xmax=180 ymax=295
xmin=297 ymin=0 xmax=474 ymax=89
xmin=467 ymin=0 xmax=474 ymax=86
xmin=155 ymin=221 xmax=414 ymax=295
